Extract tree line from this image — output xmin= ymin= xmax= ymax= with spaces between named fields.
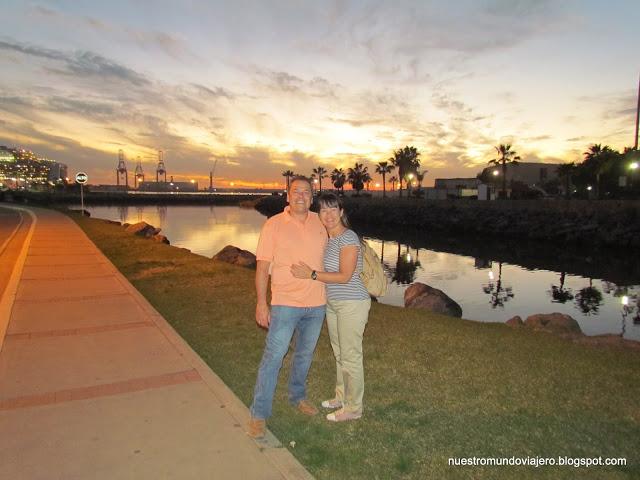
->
xmin=282 ymin=146 xmax=426 ymax=198
xmin=283 ymin=143 xmax=640 ymax=200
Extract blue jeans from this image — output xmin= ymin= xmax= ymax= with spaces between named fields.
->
xmin=250 ymin=305 xmax=326 ymax=419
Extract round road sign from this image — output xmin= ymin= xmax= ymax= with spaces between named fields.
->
xmin=75 ymin=172 xmax=88 ymax=184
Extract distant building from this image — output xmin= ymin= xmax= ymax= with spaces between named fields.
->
xmin=426 ymin=177 xmax=480 ymax=200
xmin=91 ymin=184 xmax=129 ymax=192
xmin=0 ymin=146 xmax=68 ymax=188
xmin=138 ymin=180 xmax=198 ymax=192
xmin=45 ymin=161 xmax=68 ymax=182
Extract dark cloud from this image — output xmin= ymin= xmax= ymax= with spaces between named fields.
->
xmin=0 ymin=39 xmax=149 ymax=86
xmin=47 ymin=96 xmax=118 ymax=119
xmin=266 ymin=70 xmax=304 ymax=93
xmin=0 ymin=39 xmax=67 ymax=61
xmin=191 ymin=84 xmax=235 ymax=99
xmin=63 ymin=51 xmax=149 ymax=86
xmin=0 ymin=95 xmax=44 ymax=122
xmin=0 ymin=95 xmax=34 ymax=108
xmin=249 ymin=66 xmax=340 ymax=98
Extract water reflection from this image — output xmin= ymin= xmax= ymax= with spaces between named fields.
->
xmin=549 ymin=272 xmax=574 ymax=304
xmin=157 ymin=205 xmax=167 ymax=224
xmin=117 ymin=206 xmax=128 ymax=224
xmin=574 ymin=279 xmax=603 ymax=315
xmin=79 ymin=205 xmax=640 ymax=341
xmin=390 ymin=244 xmax=421 ymax=285
xmin=482 ymin=262 xmax=515 ymax=308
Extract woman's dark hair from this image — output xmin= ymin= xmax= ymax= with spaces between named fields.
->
xmin=317 ymin=192 xmax=350 ymax=228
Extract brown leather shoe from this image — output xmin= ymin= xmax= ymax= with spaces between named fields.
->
xmin=247 ymin=417 xmax=266 ymax=438
xmin=296 ymin=399 xmax=319 ymax=416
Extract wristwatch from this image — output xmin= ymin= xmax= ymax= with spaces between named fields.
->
xmin=311 ymin=270 xmax=318 ymax=280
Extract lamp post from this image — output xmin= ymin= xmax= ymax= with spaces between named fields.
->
xmin=621 ymin=296 xmax=631 ymax=337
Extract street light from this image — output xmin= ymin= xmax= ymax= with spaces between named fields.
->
xmin=621 ymin=296 xmax=631 ymax=337
xmin=629 ymin=162 xmax=639 ymax=189
xmin=492 ymin=170 xmax=499 ymax=176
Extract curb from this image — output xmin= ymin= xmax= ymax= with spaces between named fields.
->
xmin=0 ymin=205 xmax=36 ymax=353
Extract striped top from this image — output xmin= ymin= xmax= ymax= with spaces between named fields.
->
xmin=324 ymin=229 xmax=370 ymax=301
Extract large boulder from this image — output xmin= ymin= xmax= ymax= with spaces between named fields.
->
xmin=524 ymin=313 xmax=582 ymax=335
xmin=404 ymin=283 xmax=462 ymax=317
xmin=213 ymin=245 xmax=256 ymax=268
xmin=152 ymin=234 xmax=170 ymax=245
xmin=125 ymin=222 xmax=161 ymax=238
xmin=506 ymin=315 xmax=524 ymax=327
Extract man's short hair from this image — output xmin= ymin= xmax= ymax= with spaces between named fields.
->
xmin=288 ymin=175 xmax=313 ymax=192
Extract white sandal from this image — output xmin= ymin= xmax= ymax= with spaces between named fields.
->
xmin=326 ymin=408 xmax=362 ymax=422
xmin=321 ymin=398 xmax=343 ymax=409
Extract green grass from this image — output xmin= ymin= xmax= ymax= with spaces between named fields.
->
xmin=72 ymin=213 xmax=640 ymax=479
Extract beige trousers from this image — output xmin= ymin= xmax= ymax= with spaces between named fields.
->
xmin=326 ymin=298 xmax=371 ymax=413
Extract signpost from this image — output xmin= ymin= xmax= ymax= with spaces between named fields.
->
xmin=75 ymin=172 xmax=88 ymax=214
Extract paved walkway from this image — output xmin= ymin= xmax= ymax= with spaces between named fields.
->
xmin=0 ymin=205 xmax=312 ymax=480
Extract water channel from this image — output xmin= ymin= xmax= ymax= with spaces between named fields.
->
xmin=79 ymin=204 xmax=640 ymax=341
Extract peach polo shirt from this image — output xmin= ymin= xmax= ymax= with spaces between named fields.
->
xmin=256 ymin=206 xmax=328 ymax=307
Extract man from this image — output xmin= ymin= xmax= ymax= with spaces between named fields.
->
xmin=247 ymin=176 xmax=328 ymax=439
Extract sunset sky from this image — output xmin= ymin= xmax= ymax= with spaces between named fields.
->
xmin=1 ymin=1 xmax=639 ymax=187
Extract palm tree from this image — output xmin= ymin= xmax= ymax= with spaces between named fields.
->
xmin=312 ymin=166 xmax=328 ymax=192
xmin=282 ymin=170 xmax=294 ymax=191
xmin=331 ymin=168 xmax=346 ymax=192
xmin=389 ymin=176 xmax=398 ymax=191
xmin=583 ymin=144 xmax=616 ymax=199
xmin=347 ymin=162 xmax=369 ymax=196
xmin=482 ymin=262 xmax=515 ymax=308
xmin=390 ymin=146 xmax=421 ymax=197
xmin=375 ymin=161 xmax=395 ymax=198
xmin=556 ymin=162 xmax=576 ymax=200
xmin=364 ymin=171 xmax=372 ymax=191
xmin=549 ymin=272 xmax=574 ymax=303
xmin=488 ymin=144 xmax=521 ymax=199
xmin=575 ymin=278 xmax=603 ymax=314
xmin=392 ymin=244 xmax=421 ymax=285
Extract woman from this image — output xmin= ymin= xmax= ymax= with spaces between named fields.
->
xmin=291 ymin=192 xmax=371 ymax=422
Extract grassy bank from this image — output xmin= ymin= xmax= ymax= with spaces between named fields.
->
xmin=72 ymin=212 xmax=640 ymax=479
